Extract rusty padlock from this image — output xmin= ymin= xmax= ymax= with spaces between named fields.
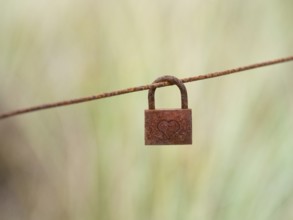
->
xmin=145 ymin=75 xmax=192 ymax=145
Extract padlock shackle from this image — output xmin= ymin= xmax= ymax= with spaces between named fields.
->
xmin=148 ymin=75 xmax=188 ymax=110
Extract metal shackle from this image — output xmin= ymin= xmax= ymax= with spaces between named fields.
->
xmin=148 ymin=75 xmax=188 ymax=110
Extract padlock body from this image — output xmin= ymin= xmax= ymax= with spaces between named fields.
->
xmin=145 ymin=109 xmax=192 ymax=145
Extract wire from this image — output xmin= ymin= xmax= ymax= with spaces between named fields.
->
xmin=0 ymin=55 xmax=293 ymax=120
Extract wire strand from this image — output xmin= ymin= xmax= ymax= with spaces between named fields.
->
xmin=1 ymin=56 xmax=293 ymax=120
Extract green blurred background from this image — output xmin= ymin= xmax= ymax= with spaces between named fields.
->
xmin=0 ymin=0 xmax=293 ymax=219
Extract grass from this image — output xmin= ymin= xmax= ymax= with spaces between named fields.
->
xmin=0 ymin=0 xmax=293 ymax=219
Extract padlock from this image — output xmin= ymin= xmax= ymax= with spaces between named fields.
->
xmin=145 ymin=75 xmax=192 ymax=145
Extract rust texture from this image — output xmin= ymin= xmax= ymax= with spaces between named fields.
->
xmin=1 ymin=55 xmax=293 ymax=120
xmin=148 ymin=75 xmax=188 ymax=110
xmin=145 ymin=109 xmax=192 ymax=145
xmin=145 ymin=76 xmax=192 ymax=145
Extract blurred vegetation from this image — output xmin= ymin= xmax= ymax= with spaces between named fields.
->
xmin=0 ymin=0 xmax=293 ymax=219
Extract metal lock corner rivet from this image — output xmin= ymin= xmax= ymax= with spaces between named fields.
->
xmin=145 ymin=75 xmax=192 ymax=145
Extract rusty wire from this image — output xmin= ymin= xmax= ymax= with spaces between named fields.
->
xmin=0 ymin=55 xmax=293 ymax=120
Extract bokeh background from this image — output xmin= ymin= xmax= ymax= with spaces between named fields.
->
xmin=0 ymin=0 xmax=293 ymax=219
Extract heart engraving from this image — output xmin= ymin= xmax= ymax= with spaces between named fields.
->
xmin=157 ymin=120 xmax=180 ymax=139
